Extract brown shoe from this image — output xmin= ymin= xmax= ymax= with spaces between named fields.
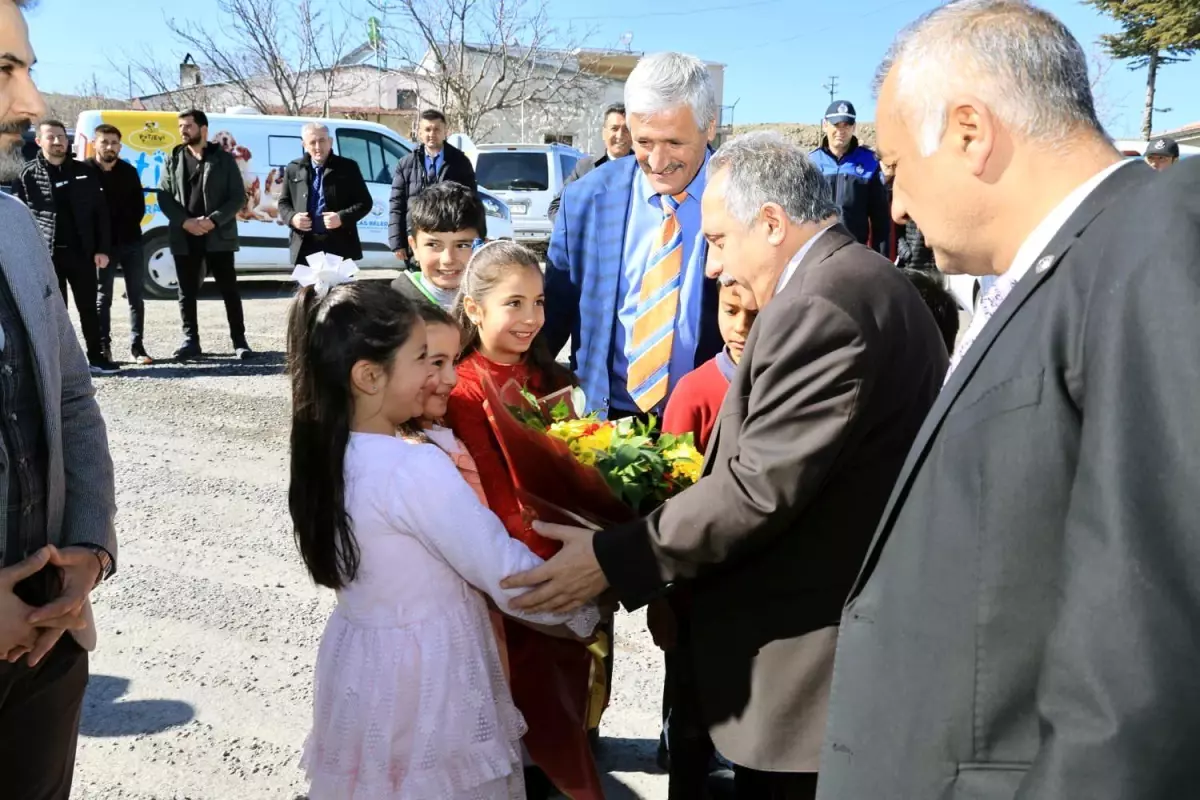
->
xmin=132 ymin=346 xmax=154 ymax=366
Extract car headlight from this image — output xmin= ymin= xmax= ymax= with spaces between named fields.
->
xmin=481 ymin=195 xmax=510 ymax=221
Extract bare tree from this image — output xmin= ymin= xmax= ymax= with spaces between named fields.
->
xmin=119 ymin=0 xmax=365 ymax=115
xmin=1087 ymin=48 xmax=1126 ymax=134
xmin=363 ymin=0 xmax=607 ymax=139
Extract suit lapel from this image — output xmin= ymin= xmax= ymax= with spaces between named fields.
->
xmin=848 ymin=161 xmax=1149 ymax=599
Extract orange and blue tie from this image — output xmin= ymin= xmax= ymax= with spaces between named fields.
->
xmin=628 ymin=192 xmax=687 ymax=412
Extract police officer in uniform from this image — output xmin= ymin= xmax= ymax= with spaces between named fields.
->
xmin=1145 ymin=136 xmax=1180 ymax=171
xmin=808 ymin=100 xmax=892 ymax=256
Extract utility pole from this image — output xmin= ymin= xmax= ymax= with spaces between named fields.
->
xmin=823 ymin=75 xmax=839 ymax=105
xmin=127 ymin=66 xmax=133 ymax=101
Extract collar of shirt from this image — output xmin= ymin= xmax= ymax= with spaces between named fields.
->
xmin=1004 ymin=158 xmax=1130 ymax=286
xmin=424 ymin=150 xmax=443 ymax=172
xmin=776 ymin=223 xmax=836 ymax=294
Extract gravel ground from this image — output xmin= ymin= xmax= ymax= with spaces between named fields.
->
xmin=68 ymin=273 xmax=668 ymax=800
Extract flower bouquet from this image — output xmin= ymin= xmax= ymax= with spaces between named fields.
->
xmin=479 ymin=373 xmax=704 ymax=529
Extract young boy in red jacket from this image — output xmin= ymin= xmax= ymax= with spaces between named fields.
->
xmin=653 ymin=282 xmax=757 ymax=798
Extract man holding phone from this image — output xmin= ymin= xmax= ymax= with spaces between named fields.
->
xmin=0 ymin=1 xmax=119 ymax=797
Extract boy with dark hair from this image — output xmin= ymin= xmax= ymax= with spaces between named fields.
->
xmin=388 ymin=108 xmax=479 ymax=262
xmin=902 ymin=267 xmax=960 ymax=354
xmin=390 ymin=181 xmax=484 ymax=310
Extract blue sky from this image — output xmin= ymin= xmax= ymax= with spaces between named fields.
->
xmin=22 ymin=0 xmax=1200 ymax=138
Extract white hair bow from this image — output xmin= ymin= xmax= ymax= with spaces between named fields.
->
xmin=291 ymin=251 xmax=358 ymax=299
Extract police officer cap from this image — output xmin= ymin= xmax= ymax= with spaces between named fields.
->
xmin=1147 ymin=137 xmax=1180 ymax=158
xmin=825 ymin=100 xmax=857 ymax=125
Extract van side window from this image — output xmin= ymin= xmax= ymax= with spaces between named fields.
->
xmin=558 ymin=152 xmax=580 ymax=182
xmin=337 ymin=130 xmax=397 ymax=184
xmin=269 ymin=136 xmax=303 ymax=167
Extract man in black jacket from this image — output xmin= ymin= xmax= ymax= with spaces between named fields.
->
xmin=13 ymin=119 xmax=118 ymax=374
xmin=388 ymin=109 xmax=478 ymax=262
xmin=157 ymin=110 xmax=250 ymax=361
xmin=89 ymin=123 xmax=151 ymax=365
xmin=548 ymin=102 xmax=632 ymax=222
xmin=278 ymin=122 xmax=372 ymax=266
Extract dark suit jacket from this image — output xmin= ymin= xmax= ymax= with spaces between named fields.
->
xmin=387 ymin=142 xmax=478 ymax=251
xmin=818 ymin=159 xmax=1200 ymax=799
xmin=595 ymin=224 xmax=948 ymax=771
xmin=277 ymin=153 xmax=372 ymax=265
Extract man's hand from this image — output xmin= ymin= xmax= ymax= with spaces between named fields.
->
xmin=94 ymin=254 xmax=109 ymax=270
xmin=293 ymin=212 xmax=313 ymax=232
xmin=25 ymin=546 xmax=100 ymax=667
xmin=0 ymin=547 xmax=52 ymax=661
xmin=393 ymin=248 xmax=408 ymax=261
xmin=182 ymin=218 xmax=205 ymax=236
xmin=197 ymin=218 xmax=216 ymax=234
xmin=501 ymin=522 xmax=609 ymax=614
xmin=322 ymin=212 xmax=342 ymax=230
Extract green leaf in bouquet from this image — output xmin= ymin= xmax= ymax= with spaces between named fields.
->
xmin=549 ymin=398 xmax=572 ymax=423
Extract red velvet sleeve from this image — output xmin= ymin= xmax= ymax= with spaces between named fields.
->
xmin=446 ymin=373 xmax=559 ymax=560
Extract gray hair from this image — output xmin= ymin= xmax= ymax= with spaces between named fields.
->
xmin=624 ymin=52 xmax=718 ymax=132
xmin=877 ymin=0 xmax=1100 ymax=156
xmin=709 ymin=131 xmax=838 ymax=228
xmin=301 ymin=122 xmax=330 ymax=139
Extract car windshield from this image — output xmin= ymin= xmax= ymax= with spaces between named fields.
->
xmin=476 ymin=151 xmax=549 ymax=191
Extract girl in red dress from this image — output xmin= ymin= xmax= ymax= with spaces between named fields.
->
xmin=445 ymin=242 xmax=604 ymax=800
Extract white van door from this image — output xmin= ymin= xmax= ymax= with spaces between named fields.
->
xmin=330 ymin=125 xmax=406 ymax=267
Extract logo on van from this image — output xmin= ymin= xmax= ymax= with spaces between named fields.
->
xmin=127 ymin=121 xmax=178 ymax=151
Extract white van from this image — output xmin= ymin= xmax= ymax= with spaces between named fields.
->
xmin=73 ymin=109 xmax=513 ymax=298
xmin=470 ymin=142 xmax=587 ymax=244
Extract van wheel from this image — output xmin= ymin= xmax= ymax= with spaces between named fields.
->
xmin=143 ymin=232 xmax=178 ymax=299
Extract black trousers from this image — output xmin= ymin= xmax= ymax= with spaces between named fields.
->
xmin=97 ymin=242 xmax=146 ymax=351
xmin=174 ymin=250 xmax=246 ymax=348
xmin=733 ymin=767 xmax=817 ymax=800
xmin=0 ymin=636 xmax=89 ymax=800
xmin=295 ymin=233 xmax=358 ymax=266
xmin=51 ymin=249 xmax=102 ymax=361
xmin=662 ymin=608 xmax=718 ymax=800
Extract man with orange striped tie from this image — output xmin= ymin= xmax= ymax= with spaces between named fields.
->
xmin=543 ymin=51 xmax=725 ymax=795
xmin=544 ymin=51 xmax=723 ymax=423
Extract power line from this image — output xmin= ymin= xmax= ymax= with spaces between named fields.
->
xmin=724 ymin=0 xmax=925 ymax=54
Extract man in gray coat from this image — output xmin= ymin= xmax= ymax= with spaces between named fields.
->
xmin=0 ymin=1 xmax=118 ymax=795
xmin=817 ymin=2 xmax=1200 ymax=798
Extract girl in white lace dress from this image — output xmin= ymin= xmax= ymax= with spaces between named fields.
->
xmin=286 ymin=280 xmax=598 ymax=800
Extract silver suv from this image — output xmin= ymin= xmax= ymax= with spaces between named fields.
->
xmin=472 ymin=143 xmax=587 ymax=244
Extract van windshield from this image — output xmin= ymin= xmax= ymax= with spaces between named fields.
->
xmin=476 ymin=151 xmax=549 ymax=191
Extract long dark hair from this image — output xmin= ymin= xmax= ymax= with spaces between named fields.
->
xmin=287 ymin=281 xmax=420 ymax=589
xmin=453 ymin=240 xmax=574 ymax=387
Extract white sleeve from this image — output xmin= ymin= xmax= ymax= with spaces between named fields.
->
xmin=393 ymin=444 xmax=598 ymax=637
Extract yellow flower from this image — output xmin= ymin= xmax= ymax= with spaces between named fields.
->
xmin=548 ymin=419 xmax=592 ymax=443
xmin=578 ymin=424 xmax=615 ymax=455
xmin=663 ymin=443 xmax=703 ymax=485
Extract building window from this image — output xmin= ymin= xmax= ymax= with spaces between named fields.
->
xmin=396 ymin=89 xmax=417 ymax=110
xmin=543 ymin=133 xmax=574 ymax=147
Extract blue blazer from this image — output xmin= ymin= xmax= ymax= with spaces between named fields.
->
xmin=543 ymin=156 xmax=723 ymax=416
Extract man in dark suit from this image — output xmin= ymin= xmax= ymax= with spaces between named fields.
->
xmin=504 ymin=131 xmax=948 ymax=800
xmin=547 ymin=102 xmax=632 ymax=222
xmin=544 ymin=52 xmax=724 ymax=419
xmin=816 ymin=3 xmax=1200 ymax=799
xmin=277 ymin=122 xmax=372 ymax=266
xmin=388 ymin=109 xmax=479 ymax=262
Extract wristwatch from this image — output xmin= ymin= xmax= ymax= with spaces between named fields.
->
xmin=76 ymin=544 xmax=114 ymax=585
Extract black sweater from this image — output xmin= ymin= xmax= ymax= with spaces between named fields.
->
xmin=91 ymin=158 xmax=145 ymax=249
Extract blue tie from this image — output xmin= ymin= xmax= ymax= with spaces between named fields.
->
xmin=313 ymin=167 xmax=327 ymax=233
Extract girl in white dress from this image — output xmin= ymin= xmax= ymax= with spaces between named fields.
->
xmin=286 ymin=279 xmax=597 ymax=800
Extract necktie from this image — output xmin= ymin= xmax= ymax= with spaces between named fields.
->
xmin=312 ymin=167 xmax=326 ymax=233
xmin=628 ymin=192 xmax=687 ymax=412
xmin=945 ymin=272 xmax=1017 ymax=382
